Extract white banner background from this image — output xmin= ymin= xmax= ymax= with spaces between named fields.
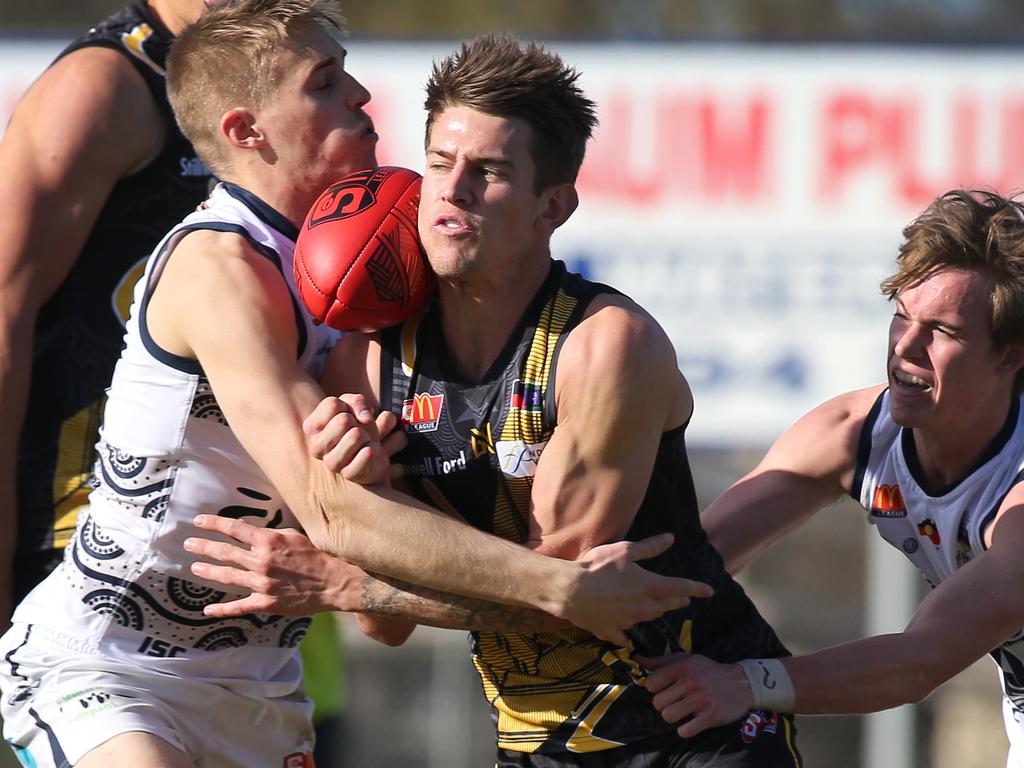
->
xmin=5 ymin=38 xmax=1021 ymax=445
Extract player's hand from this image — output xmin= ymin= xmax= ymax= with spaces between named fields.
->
xmin=637 ymin=652 xmax=753 ymax=738
xmin=565 ymin=534 xmax=713 ymax=645
xmin=303 ymin=395 xmax=406 ymax=484
xmin=184 ymin=514 xmax=365 ymax=617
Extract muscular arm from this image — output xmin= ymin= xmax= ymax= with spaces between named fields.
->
xmin=784 ymin=490 xmax=1024 ymax=713
xmin=645 ymin=388 xmax=1024 ymax=734
xmin=0 ymin=48 xmax=165 ymax=627
xmin=150 ymin=234 xmax=695 ymax=643
xmin=527 ymin=296 xmax=688 ymax=559
xmin=701 ymin=386 xmax=883 ymax=573
xmin=187 ymin=515 xmax=564 ymax=640
xmin=647 ymin=489 xmax=1024 ymax=735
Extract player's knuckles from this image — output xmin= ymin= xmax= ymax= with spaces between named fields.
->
xmin=336 ymin=393 xmax=371 ymax=419
xmin=323 ymin=438 xmax=362 ymax=472
xmin=303 ymin=398 xmax=344 ymax=433
xmin=655 ymin=700 xmax=688 ymax=724
xmin=376 ymin=410 xmax=399 ymax=434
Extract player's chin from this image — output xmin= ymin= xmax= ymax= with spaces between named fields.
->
xmin=422 ymin=251 xmax=467 ymax=281
xmin=331 ymin=139 xmax=378 ymax=177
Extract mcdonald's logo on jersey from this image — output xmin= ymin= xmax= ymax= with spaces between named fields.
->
xmin=870 ymin=483 xmax=907 ymax=518
xmin=401 ymin=392 xmax=444 ymax=433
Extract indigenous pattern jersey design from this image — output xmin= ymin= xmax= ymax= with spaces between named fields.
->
xmin=12 ymin=184 xmax=340 ymax=689
xmin=16 ymin=3 xmax=214 ymax=594
xmin=379 ymin=261 xmax=788 ymax=755
xmin=853 ymin=389 xmax=1024 ymax=755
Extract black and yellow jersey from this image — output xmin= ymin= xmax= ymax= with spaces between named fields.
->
xmin=379 ymin=260 xmax=788 ymax=755
xmin=15 ymin=3 xmax=214 ymax=596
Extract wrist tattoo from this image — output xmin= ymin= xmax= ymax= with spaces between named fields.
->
xmin=359 ymin=573 xmax=552 ymax=633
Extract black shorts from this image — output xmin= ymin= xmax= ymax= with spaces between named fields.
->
xmin=12 ymin=547 xmax=63 ymax=603
xmin=496 ymin=712 xmax=801 ymax=768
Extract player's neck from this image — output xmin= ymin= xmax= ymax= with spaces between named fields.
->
xmin=911 ymin=395 xmax=1016 ymax=492
xmin=225 ymin=169 xmax=313 ymax=231
xmin=436 ymin=258 xmax=552 ymax=383
xmin=147 ymin=0 xmax=201 ymax=36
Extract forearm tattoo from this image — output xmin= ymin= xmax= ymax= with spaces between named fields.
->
xmin=360 ymin=572 xmax=557 ymax=633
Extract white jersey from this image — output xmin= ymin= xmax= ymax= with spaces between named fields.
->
xmin=853 ymin=389 xmax=1024 ymax=759
xmin=12 ymin=183 xmax=341 ymax=691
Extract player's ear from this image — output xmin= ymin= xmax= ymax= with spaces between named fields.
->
xmin=221 ymin=108 xmax=265 ymax=149
xmin=536 ymin=183 xmax=579 ymax=234
xmin=997 ymin=340 xmax=1024 ymax=380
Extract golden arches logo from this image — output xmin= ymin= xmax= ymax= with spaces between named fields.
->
xmin=871 ymin=483 xmax=905 ymax=512
xmin=400 ymin=393 xmax=443 ymax=432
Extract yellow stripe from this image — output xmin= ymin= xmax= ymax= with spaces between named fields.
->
xmin=400 ymin=312 xmax=425 ymax=376
xmin=783 ymin=714 xmax=802 ymax=767
xmin=51 ymin=400 xmax=104 ymax=548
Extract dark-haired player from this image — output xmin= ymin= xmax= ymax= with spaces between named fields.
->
xmin=191 ymin=32 xmax=803 ymax=767
xmin=0 ymin=5 xmax=704 ymax=766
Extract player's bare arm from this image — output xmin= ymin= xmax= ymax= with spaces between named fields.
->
xmin=151 ymin=238 xmax=697 ymax=643
xmin=312 ymin=331 xmax=569 ymax=639
xmin=188 ymin=511 xmax=569 ymax=637
xmin=701 ymin=384 xmax=885 ymax=574
xmin=527 ymin=295 xmax=695 ymax=558
xmin=0 ymin=47 xmax=165 ymax=627
xmin=646 ymin=485 xmax=1024 ymax=737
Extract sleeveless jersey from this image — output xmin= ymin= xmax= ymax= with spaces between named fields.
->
xmin=12 ymin=183 xmax=340 ymax=691
xmin=16 ymin=3 xmax=214 ymax=591
xmin=852 ymin=389 xmax=1024 ymax=754
xmin=379 ymin=261 xmax=788 ymax=755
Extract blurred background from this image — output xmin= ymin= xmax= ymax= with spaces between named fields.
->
xmin=2 ymin=1 xmax=1019 ymax=766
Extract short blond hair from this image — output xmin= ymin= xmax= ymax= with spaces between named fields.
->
xmin=167 ymin=0 xmax=346 ymax=176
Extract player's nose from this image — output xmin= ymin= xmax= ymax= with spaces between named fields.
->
xmin=345 ymin=72 xmax=371 ymax=111
xmin=441 ymin=162 xmax=473 ymax=205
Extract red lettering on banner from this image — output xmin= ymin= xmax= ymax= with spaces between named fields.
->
xmin=700 ymin=92 xmax=772 ymax=199
xmin=578 ymin=89 xmax=773 ymax=205
xmin=820 ymin=88 xmax=1024 ymax=208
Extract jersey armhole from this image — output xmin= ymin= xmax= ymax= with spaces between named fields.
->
xmin=850 ymin=389 xmax=887 ymax=502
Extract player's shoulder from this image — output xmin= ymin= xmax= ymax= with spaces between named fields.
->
xmin=574 ymin=291 xmax=674 ymax=366
xmin=556 ymin=290 xmax=681 ymax=419
xmin=808 ymin=384 xmax=887 ymax=430
xmin=773 ymin=384 xmax=886 ymax=471
xmin=10 ymin=45 xmax=162 ymax=167
xmin=172 ymin=226 xmax=271 ymax=271
xmin=36 ymin=44 xmax=154 ymax=113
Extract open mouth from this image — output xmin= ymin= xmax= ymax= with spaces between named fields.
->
xmin=893 ymin=369 xmax=929 ymax=391
xmin=436 ymin=217 xmax=472 ymax=234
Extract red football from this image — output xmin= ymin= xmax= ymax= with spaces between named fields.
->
xmin=294 ymin=166 xmax=434 ymax=332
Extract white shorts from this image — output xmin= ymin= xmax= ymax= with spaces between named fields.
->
xmin=1005 ymin=696 xmax=1024 ymax=768
xmin=0 ymin=624 xmax=315 ymax=768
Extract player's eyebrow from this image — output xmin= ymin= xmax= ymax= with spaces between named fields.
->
xmin=308 ymin=54 xmax=338 ymax=77
xmin=894 ymin=297 xmax=963 ymax=334
xmin=427 ymin=147 xmax=515 ymax=170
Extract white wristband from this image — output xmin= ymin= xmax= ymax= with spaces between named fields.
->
xmin=737 ymin=658 xmax=796 ymax=713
